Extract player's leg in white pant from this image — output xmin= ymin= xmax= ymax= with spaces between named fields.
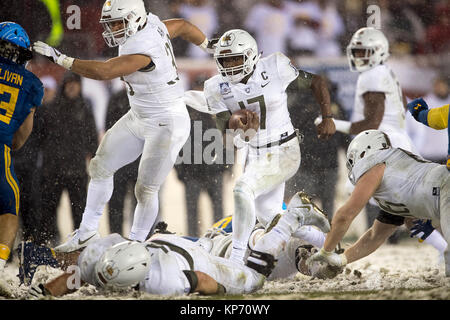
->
xmin=129 ymin=111 xmax=190 ymax=241
xmin=229 ymin=140 xmax=301 ymax=263
xmin=439 ymin=177 xmax=450 ymax=276
xmin=254 ymin=182 xmax=285 ymax=227
xmin=81 ymin=112 xmax=144 ymax=231
xmin=55 ymin=112 xmax=145 ymax=252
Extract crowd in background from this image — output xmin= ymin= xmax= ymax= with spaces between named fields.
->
xmin=0 ymin=0 xmax=449 ymax=242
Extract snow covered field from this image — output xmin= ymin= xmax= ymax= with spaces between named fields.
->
xmin=1 ymin=239 xmax=449 ymax=300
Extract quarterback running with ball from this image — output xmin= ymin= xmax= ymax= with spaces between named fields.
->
xmin=202 ymin=29 xmax=336 ymax=264
xmin=32 ymin=0 xmax=216 ymax=251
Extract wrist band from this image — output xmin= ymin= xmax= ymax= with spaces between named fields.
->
xmin=323 ymin=115 xmax=333 ymax=119
xmin=198 ymin=37 xmax=209 ymax=51
xmin=56 ymin=54 xmax=74 ymax=70
xmin=333 ymin=119 xmax=351 ymax=134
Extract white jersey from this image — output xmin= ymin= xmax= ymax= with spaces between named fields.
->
xmin=352 ymin=64 xmax=414 ymax=151
xmin=78 ymin=233 xmax=264 ymax=296
xmin=350 ymin=148 xmax=448 ymax=221
xmin=204 ymin=52 xmax=298 ymax=147
xmin=119 ymin=13 xmax=185 ymax=117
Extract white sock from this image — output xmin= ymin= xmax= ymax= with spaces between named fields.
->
xmin=79 ymin=177 xmax=114 ymax=233
xmin=0 ymin=258 xmax=6 ymax=271
xmin=129 ymin=191 xmax=159 ymax=241
xmin=293 ymin=225 xmax=326 ymax=248
xmin=423 ymin=230 xmax=448 ymax=254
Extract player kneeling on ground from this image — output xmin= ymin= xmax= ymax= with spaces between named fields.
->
xmin=306 ymin=130 xmax=449 ymax=279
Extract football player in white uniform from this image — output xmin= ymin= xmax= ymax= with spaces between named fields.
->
xmin=203 ymin=29 xmax=336 ymax=264
xmin=25 ymin=195 xmax=330 ymax=298
xmin=329 ymin=26 xmax=448 ymax=254
xmin=306 ymin=130 xmax=450 ymax=278
xmin=32 ymin=0 xmax=216 ymax=251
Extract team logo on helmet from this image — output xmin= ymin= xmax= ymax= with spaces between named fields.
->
xmin=220 ymin=33 xmax=235 ymax=47
xmin=102 ymin=262 xmax=118 ymax=280
xmin=103 ymin=0 xmax=112 ymax=11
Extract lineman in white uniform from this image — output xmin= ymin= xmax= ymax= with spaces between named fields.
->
xmin=306 ymin=130 xmax=450 ymax=278
xmin=27 ymin=195 xmax=330 ymax=298
xmin=33 ymin=0 xmax=216 ymax=250
xmin=204 ymin=29 xmax=336 ymax=264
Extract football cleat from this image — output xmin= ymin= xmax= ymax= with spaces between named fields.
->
xmin=16 ymin=241 xmax=59 ymax=285
xmin=54 ymin=229 xmax=100 ymax=253
xmin=287 ymin=192 xmax=330 ymax=233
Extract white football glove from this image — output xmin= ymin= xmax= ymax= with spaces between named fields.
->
xmin=306 ymin=248 xmax=347 ymax=279
xmin=33 ymin=41 xmax=74 ymax=70
xmin=27 ymin=283 xmax=48 ymax=299
xmin=198 ymin=38 xmax=219 ymax=54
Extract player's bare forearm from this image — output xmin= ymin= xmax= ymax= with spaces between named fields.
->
xmin=310 ymin=75 xmax=336 ymax=139
xmin=344 ymin=220 xmax=398 ymax=264
xmin=71 ymin=54 xmax=151 ymax=81
xmin=12 ymin=108 xmax=35 ymax=150
xmin=323 ymin=164 xmax=385 ymax=252
xmin=44 ymin=272 xmax=82 ymax=297
xmin=350 ymin=92 xmax=385 ymax=134
xmin=163 ymin=18 xmax=206 ymax=45
xmin=310 ymin=75 xmax=332 ymax=118
xmin=194 ymin=271 xmax=225 ymax=295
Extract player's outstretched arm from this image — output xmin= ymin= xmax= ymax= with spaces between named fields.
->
xmin=163 ymin=19 xmax=216 ymax=54
xmin=33 ymin=41 xmax=150 ymax=80
xmin=12 ymin=107 xmax=35 ymax=151
xmin=343 ymin=220 xmax=398 ymax=264
xmin=323 ymin=163 xmax=385 ymax=253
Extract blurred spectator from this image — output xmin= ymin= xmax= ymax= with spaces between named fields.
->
xmin=425 ymin=2 xmax=450 ymax=54
xmin=39 ymin=73 xmax=98 ymax=246
xmin=175 ymin=74 xmax=230 ymax=237
xmin=176 ymin=0 xmax=218 ymax=59
xmin=245 ymin=0 xmax=292 ymax=57
xmin=406 ymin=75 xmax=449 ymax=164
xmin=314 ymin=0 xmax=345 ymax=58
xmin=104 ymin=85 xmax=139 ymax=235
xmin=284 ymin=0 xmax=321 ymax=56
xmin=379 ymin=0 xmax=427 ymax=55
xmin=12 ymin=76 xmax=57 ymax=244
xmin=285 ymin=75 xmax=350 ymax=219
xmin=214 ymin=0 xmax=246 ymax=36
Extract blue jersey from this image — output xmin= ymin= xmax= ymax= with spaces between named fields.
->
xmin=0 ymin=57 xmax=43 ymax=215
xmin=0 ymin=56 xmax=43 ymax=148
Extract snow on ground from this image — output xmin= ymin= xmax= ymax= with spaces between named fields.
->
xmin=1 ymin=238 xmax=449 ymax=300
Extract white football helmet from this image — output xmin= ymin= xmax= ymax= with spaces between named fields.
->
xmin=94 ymin=241 xmax=151 ymax=288
xmin=346 ymin=27 xmax=389 ymax=72
xmin=346 ymin=130 xmax=392 ymax=172
xmin=214 ymin=29 xmax=261 ymax=84
xmin=99 ymin=0 xmax=147 ymax=47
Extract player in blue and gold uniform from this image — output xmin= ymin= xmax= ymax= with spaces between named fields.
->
xmin=0 ymin=22 xmax=43 ymax=274
xmin=407 ymin=97 xmax=450 ymax=170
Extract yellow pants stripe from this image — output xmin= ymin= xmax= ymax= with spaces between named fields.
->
xmin=4 ymin=146 xmax=19 ymax=215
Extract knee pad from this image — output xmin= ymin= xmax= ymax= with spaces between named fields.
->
xmin=134 ymin=181 xmax=159 ymax=203
xmin=88 ymin=157 xmax=114 ymax=180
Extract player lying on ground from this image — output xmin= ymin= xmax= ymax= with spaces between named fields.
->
xmin=32 ymin=0 xmax=217 ymax=253
xmin=189 ymin=192 xmax=333 ymax=280
xmin=305 ymin=130 xmax=449 ymax=279
xmin=23 ymin=195 xmax=330 ymax=298
xmin=407 ymin=98 xmax=449 ymax=170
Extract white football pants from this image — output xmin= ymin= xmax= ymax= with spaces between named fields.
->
xmin=80 ymin=105 xmax=190 ymax=241
xmin=230 ymin=138 xmax=301 ymax=263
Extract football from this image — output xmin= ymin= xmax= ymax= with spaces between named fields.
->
xmin=228 ymin=109 xmax=259 ymax=131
